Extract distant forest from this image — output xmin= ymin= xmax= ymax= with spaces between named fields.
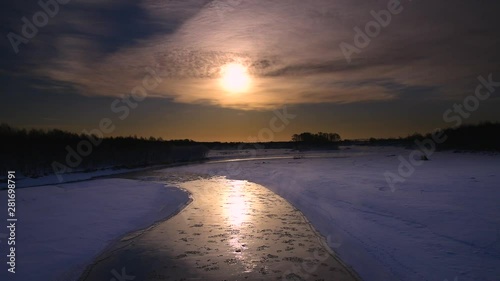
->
xmin=290 ymin=132 xmax=342 ymax=150
xmin=362 ymin=122 xmax=500 ymax=151
xmin=204 ymin=123 xmax=500 ymax=152
xmin=1 ymin=122 xmax=498 ymax=178
xmin=291 ymin=132 xmax=341 ymax=143
xmin=0 ymin=124 xmax=209 ymax=178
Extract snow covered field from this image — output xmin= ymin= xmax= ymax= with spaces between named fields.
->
xmin=0 ymin=167 xmax=151 ymax=189
xmin=168 ymin=146 xmax=500 ymax=281
xmin=1 ymin=146 xmax=498 ymax=281
xmin=0 ymin=179 xmax=189 ymax=281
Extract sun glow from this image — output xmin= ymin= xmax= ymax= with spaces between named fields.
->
xmin=220 ymin=63 xmax=251 ymax=93
xmin=225 ymin=181 xmax=248 ymax=226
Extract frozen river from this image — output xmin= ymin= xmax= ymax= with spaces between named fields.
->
xmin=79 ymin=174 xmax=359 ymax=281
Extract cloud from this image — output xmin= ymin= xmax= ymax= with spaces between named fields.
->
xmin=12 ymin=0 xmax=500 ymax=109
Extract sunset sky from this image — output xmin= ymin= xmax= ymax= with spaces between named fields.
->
xmin=1 ymin=0 xmax=500 ymax=141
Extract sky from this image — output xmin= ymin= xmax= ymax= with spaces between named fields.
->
xmin=1 ymin=0 xmax=500 ymax=142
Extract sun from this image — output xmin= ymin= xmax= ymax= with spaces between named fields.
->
xmin=220 ymin=63 xmax=251 ymax=93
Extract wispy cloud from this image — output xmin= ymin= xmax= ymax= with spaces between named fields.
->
xmin=8 ymin=0 xmax=500 ymax=109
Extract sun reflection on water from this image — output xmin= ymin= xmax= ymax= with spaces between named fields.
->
xmin=224 ymin=180 xmax=257 ymax=272
xmin=225 ymin=180 xmax=249 ymax=226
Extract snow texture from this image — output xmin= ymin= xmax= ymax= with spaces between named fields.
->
xmin=170 ymin=146 xmax=500 ymax=281
xmin=0 ymin=179 xmax=189 ymax=281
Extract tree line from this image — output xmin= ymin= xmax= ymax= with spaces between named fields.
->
xmin=365 ymin=122 xmax=500 ymax=151
xmin=0 ymin=124 xmax=209 ymax=178
xmin=291 ymin=132 xmax=341 ymax=143
xmin=290 ymin=132 xmax=341 ymax=150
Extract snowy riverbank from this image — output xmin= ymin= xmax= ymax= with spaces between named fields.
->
xmin=0 ymin=179 xmax=189 ymax=281
xmin=1 ymin=146 xmax=498 ymax=281
xmin=167 ymin=146 xmax=500 ymax=281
